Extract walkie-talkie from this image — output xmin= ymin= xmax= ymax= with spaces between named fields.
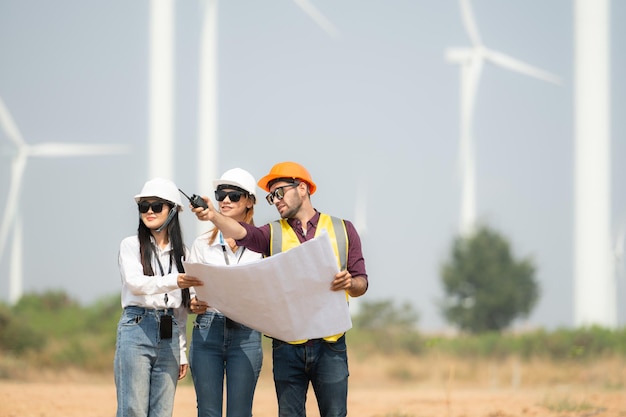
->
xmin=179 ymin=189 xmax=209 ymax=209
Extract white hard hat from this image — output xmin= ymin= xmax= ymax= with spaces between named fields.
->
xmin=213 ymin=168 xmax=257 ymax=197
xmin=134 ymin=177 xmax=183 ymax=211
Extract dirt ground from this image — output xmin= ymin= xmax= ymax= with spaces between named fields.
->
xmin=0 ymin=380 xmax=623 ymax=417
xmin=1 ymin=355 xmax=624 ymax=417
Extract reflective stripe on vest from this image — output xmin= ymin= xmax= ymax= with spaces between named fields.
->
xmin=269 ymin=214 xmax=347 ymax=270
xmin=269 ymin=213 xmax=348 ymax=343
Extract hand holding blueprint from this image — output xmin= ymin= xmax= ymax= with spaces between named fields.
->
xmin=183 ymin=231 xmax=352 ymax=342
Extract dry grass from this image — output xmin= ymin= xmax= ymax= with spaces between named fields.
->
xmin=1 ymin=351 xmax=626 ymax=417
xmin=347 ymin=351 xmax=626 ymax=390
xmin=3 ymin=348 xmax=626 ymax=390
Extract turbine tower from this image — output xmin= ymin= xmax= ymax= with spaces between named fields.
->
xmin=197 ymin=0 xmax=219 ymax=237
xmin=149 ymin=0 xmax=175 ymax=180
xmin=195 ymin=0 xmax=340 ymax=236
xmin=445 ymin=0 xmax=560 ymax=237
xmin=573 ymin=0 xmax=614 ymax=328
xmin=0 ymin=97 xmax=130 ymax=304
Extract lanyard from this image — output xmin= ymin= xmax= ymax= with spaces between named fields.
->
xmin=152 ymin=243 xmax=173 ymax=306
xmin=152 ymin=244 xmax=173 ymax=275
xmin=219 ymin=232 xmax=245 ymax=265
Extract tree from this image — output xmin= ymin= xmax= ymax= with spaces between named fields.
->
xmin=439 ymin=224 xmax=539 ymax=333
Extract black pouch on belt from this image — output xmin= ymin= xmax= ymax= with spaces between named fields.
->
xmin=160 ymin=315 xmax=173 ymax=339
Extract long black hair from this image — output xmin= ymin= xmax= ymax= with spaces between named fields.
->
xmin=137 ymin=203 xmax=191 ymax=308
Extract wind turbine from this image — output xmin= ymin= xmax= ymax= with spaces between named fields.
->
xmin=197 ymin=0 xmax=218 ymax=238
xmin=195 ymin=0 xmax=340 ymax=236
xmin=293 ymin=0 xmax=341 ymax=39
xmin=0 ymin=97 xmax=130 ymax=304
xmin=573 ymin=0 xmax=614 ymax=328
xmin=445 ymin=0 xmax=561 ymax=237
xmin=149 ymin=0 xmax=175 ymax=180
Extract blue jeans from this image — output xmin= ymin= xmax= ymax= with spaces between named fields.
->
xmin=190 ymin=312 xmax=263 ymax=417
xmin=114 ymin=306 xmax=181 ymax=417
xmin=272 ymin=335 xmax=349 ymax=417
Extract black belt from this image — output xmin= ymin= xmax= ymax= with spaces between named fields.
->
xmin=124 ymin=306 xmax=173 ymax=316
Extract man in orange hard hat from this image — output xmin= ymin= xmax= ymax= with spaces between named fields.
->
xmin=192 ymin=161 xmax=368 ymax=417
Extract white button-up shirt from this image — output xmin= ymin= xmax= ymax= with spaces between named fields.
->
xmin=118 ymin=235 xmax=189 ymax=364
xmin=188 ymin=230 xmax=263 ymax=313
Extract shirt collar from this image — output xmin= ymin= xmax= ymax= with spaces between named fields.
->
xmin=149 ymin=235 xmax=172 ymax=252
xmin=286 ymin=209 xmax=320 ymax=230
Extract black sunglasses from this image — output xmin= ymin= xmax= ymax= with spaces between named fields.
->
xmin=265 ymin=182 xmax=299 ymax=205
xmin=138 ymin=201 xmax=167 ymax=213
xmin=215 ymin=190 xmax=246 ymax=202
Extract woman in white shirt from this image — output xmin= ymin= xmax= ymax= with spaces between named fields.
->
xmin=188 ymin=168 xmax=263 ymax=417
xmin=115 ymin=177 xmax=202 ymax=417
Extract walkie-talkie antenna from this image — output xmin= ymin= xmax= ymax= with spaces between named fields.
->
xmin=178 ymin=189 xmax=209 ymax=209
xmin=179 ymin=188 xmax=193 ymax=201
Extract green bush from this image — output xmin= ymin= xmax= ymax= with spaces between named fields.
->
xmin=13 ymin=290 xmax=87 ymax=338
xmin=0 ymin=303 xmax=45 ymax=354
xmin=3 ymin=292 xmax=626 ymax=373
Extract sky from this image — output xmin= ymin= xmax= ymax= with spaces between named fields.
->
xmin=0 ymin=0 xmax=624 ymax=332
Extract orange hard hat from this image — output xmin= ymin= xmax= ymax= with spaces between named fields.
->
xmin=257 ymin=161 xmax=317 ymax=194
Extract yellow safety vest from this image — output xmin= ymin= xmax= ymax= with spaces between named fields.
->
xmin=269 ymin=213 xmax=348 ymax=343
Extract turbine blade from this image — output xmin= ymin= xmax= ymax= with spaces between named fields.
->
xmin=293 ymin=0 xmax=341 ymax=39
xmin=0 ymin=96 xmax=26 ymax=148
xmin=460 ymin=0 xmax=482 ymax=46
xmin=0 ymin=152 xmax=27 ymax=259
xmin=27 ymin=143 xmax=131 ymax=157
xmin=484 ymin=49 xmax=562 ymax=85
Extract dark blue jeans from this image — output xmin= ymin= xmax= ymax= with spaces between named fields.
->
xmin=190 ymin=312 xmax=262 ymax=417
xmin=272 ymin=335 xmax=349 ymax=417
